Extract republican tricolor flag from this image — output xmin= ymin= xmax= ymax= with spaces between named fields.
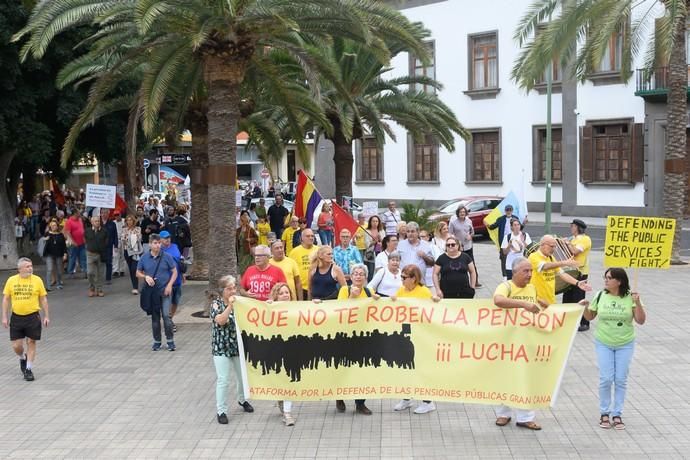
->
xmin=294 ymin=170 xmax=322 ymax=227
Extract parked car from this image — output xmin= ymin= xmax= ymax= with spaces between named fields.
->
xmin=427 ymin=196 xmax=503 ymax=235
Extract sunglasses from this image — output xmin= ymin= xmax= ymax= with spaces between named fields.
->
xmin=401 ymin=275 xmax=412 ymax=280
xmin=446 ymin=243 xmax=457 ymax=248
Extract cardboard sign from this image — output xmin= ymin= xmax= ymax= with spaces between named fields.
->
xmin=362 ymin=201 xmax=379 ymax=217
xmin=85 ymin=184 xmax=116 ymax=209
xmin=604 ymin=216 xmax=675 ymax=269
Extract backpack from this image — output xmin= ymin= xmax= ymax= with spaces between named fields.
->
xmin=174 ymin=219 xmax=192 ymax=248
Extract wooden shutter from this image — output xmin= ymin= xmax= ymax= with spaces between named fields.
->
xmin=580 ymin=126 xmax=594 ymax=183
xmin=631 ymin=122 xmax=645 ymax=183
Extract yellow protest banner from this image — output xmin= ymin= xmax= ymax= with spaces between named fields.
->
xmin=604 ymin=216 xmax=675 ymax=268
xmin=234 ymin=297 xmax=583 ymax=409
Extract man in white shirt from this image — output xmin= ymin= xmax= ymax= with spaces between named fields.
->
xmin=382 ymin=201 xmax=401 ymax=236
xmin=396 ymin=222 xmax=434 ymax=275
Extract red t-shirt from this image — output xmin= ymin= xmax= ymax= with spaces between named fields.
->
xmin=64 ymin=216 xmax=86 ymax=246
xmin=241 ymin=265 xmax=287 ymax=301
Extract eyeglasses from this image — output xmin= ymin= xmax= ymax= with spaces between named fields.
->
xmin=446 ymin=243 xmax=457 ymax=248
xmin=304 ymin=234 xmax=314 ymax=238
xmin=401 ymin=275 xmax=411 ymax=280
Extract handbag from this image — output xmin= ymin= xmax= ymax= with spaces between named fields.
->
xmin=37 ymin=236 xmax=48 ymax=258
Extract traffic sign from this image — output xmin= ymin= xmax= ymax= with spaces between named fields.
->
xmin=260 ymin=168 xmax=270 ymax=178
xmin=143 ymin=159 xmax=150 ymax=169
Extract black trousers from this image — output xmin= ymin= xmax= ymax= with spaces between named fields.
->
xmin=464 ymin=247 xmax=479 ymax=282
xmin=562 ymin=273 xmax=588 ymax=326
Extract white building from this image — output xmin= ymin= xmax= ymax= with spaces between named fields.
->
xmin=342 ymin=0 xmax=666 ymax=217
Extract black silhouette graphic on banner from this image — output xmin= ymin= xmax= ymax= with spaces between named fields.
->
xmin=241 ymin=326 xmax=415 ymax=382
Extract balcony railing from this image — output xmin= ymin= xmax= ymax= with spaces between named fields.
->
xmin=636 ymin=66 xmax=690 ymax=93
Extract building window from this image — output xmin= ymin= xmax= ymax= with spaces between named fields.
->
xmin=469 ymin=32 xmax=498 ymax=89
xmin=535 ymin=26 xmax=562 ymax=85
xmin=408 ymin=134 xmax=439 ymax=182
xmin=356 ymin=138 xmax=384 ymax=182
xmin=580 ymin=120 xmax=644 ymax=184
xmin=409 ymin=41 xmax=435 ymax=94
xmin=533 ymin=126 xmax=563 ymax=182
xmin=466 ymin=129 xmax=501 ymax=182
xmin=597 ymin=28 xmax=624 ymax=73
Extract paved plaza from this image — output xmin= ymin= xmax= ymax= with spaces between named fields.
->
xmin=1 ymin=241 xmax=689 ymax=459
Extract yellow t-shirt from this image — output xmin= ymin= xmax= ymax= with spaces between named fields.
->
xmin=281 ymin=226 xmax=298 ymax=254
xmin=289 ymin=245 xmax=318 ymax=290
xmin=571 ymin=234 xmax=592 ymax=275
xmin=270 ymin=257 xmax=301 ymax=299
xmin=354 ymin=227 xmax=367 ymax=251
xmin=256 ymin=222 xmax=271 ymax=246
xmin=395 ymin=285 xmax=432 ymax=299
xmin=528 ymin=250 xmax=562 ymax=305
xmin=337 ymin=285 xmax=371 ymax=299
xmin=493 ymin=281 xmax=538 ymax=304
xmin=3 ymin=274 xmax=47 ymax=315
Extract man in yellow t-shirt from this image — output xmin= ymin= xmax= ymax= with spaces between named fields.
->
xmin=528 ymin=235 xmax=588 ymax=306
xmin=564 ymin=219 xmax=593 ymax=331
xmin=493 ymin=257 xmax=542 ymax=429
xmin=281 ymin=216 xmax=300 ymax=254
xmin=270 ymin=240 xmax=302 ymax=300
xmin=288 ymin=229 xmax=318 ymax=300
xmin=2 ymin=257 xmax=50 ymax=382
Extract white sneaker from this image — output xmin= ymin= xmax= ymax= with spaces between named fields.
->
xmin=283 ymin=412 xmax=296 ymax=426
xmin=414 ymin=402 xmax=436 ymax=414
xmin=393 ymin=399 xmax=414 ymax=411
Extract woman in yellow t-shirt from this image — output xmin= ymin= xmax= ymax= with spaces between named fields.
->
xmin=256 ymin=216 xmax=271 ymax=246
xmin=390 ymin=264 xmax=440 ymax=415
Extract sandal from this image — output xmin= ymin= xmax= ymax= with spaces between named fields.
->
xmin=516 ymin=421 xmax=542 ymax=431
xmin=612 ymin=416 xmax=625 ymax=430
xmin=495 ymin=416 xmax=511 ymax=426
xmin=599 ymin=414 xmax=611 ymax=429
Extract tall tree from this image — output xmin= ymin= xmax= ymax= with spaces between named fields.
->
xmin=15 ymin=0 xmax=427 ymax=286
xmin=512 ymin=0 xmax=688 ymax=262
xmin=315 ymin=33 xmax=470 ymax=202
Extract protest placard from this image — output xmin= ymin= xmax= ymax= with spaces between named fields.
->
xmin=85 ymin=184 xmax=116 ymax=209
xmin=362 ymin=201 xmax=379 ymax=217
xmin=604 ymin=216 xmax=675 ymax=269
xmin=234 ymin=297 xmax=583 ymax=409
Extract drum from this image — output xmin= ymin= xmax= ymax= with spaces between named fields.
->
xmin=524 ymin=238 xmax=579 ymax=294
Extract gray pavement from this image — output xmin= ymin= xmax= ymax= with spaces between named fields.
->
xmin=1 ymin=245 xmax=689 ymax=459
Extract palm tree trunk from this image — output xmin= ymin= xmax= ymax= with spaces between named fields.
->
xmin=188 ymin=105 xmax=210 ymax=280
xmin=125 ymin=104 xmax=141 ymax=210
xmin=664 ymin=10 xmax=688 ymax=263
xmin=0 ymin=150 xmax=20 ymax=270
xmin=204 ymin=54 xmax=247 ymax=290
xmin=331 ymin=122 xmax=354 ymax=204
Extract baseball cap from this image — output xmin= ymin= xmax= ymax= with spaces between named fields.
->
xmin=159 ymin=230 xmax=171 ymax=238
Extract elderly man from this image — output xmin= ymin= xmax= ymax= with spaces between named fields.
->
xmin=382 ymin=201 xmax=401 ymax=237
xmin=564 ymin=219 xmax=593 ymax=331
xmin=528 ymin=235 xmax=590 ymax=306
xmin=2 ymin=258 xmax=50 ymax=381
xmin=240 ymin=245 xmax=286 ymax=301
xmin=333 ymin=229 xmax=363 ymax=283
xmin=112 ymin=211 xmax=126 ymax=277
xmin=397 ymin=222 xmax=434 ymax=275
xmin=63 ymin=208 xmax=87 ymax=278
xmin=100 ymin=208 xmax=119 ymax=284
xmin=488 ymin=204 xmax=515 ymax=279
xmin=281 ymin=216 xmax=300 ymax=254
xmin=270 ymin=240 xmax=302 ymax=300
xmin=493 ymin=257 xmax=543 ymax=430
xmin=85 ymin=215 xmax=110 ymax=297
xmin=289 ymin=229 xmax=319 ymax=300
xmin=136 ymin=234 xmax=178 ymax=351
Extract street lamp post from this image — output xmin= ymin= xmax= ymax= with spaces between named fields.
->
xmin=545 ymin=54 xmax=553 ymax=235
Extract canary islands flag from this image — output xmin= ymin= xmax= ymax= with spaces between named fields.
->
xmin=483 ymin=191 xmax=528 ymax=248
xmin=295 ymin=170 xmax=323 ymax=227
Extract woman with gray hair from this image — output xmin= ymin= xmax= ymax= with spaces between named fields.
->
xmin=367 ymin=250 xmax=402 ymax=297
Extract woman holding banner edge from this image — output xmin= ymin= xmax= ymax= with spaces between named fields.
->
xmin=581 ymin=268 xmax=646 ymax=430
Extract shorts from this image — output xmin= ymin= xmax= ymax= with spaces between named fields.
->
xmin=171 ymin=286 xmax=182 ymax=305
xmin=10 ymin=312 xmax=42 ymax=341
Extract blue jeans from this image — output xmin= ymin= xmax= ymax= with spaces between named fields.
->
xmin=151 ymin=294 xmax=174 ymax=343
xmin=68 ymin=244 xmax=87 ymax=274
xmin=213 ymin=355 xmax=246 ymax=415
xmin=318 ymin=229 xmax=333 ymax=246
xmin=595 ymin=339 xmax=635 ymax=417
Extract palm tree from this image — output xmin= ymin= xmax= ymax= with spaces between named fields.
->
xmin=15 ymin=0 xmax=427 ymax=283
xmin=316 ymin=33 xmax=470 ymax=202
xmin=512 ymin=0 xmax=688 ymax=262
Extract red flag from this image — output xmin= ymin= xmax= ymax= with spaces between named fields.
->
xmin=51 ymin=179 xmax=65 ymax=206
xmin=112 ymin=192 xmax=128 ymax=217
xmin=331 ymin=200 xmax=359 ymax=246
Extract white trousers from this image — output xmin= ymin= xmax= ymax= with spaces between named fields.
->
xmin=495 ymin=405 xmax=535 ymax=423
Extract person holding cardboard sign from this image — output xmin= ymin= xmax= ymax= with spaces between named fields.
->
xmin=528 ymin=236 xmax=591 ymax=306
xmin=581 ymin=268 xmax=646 ymax=431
